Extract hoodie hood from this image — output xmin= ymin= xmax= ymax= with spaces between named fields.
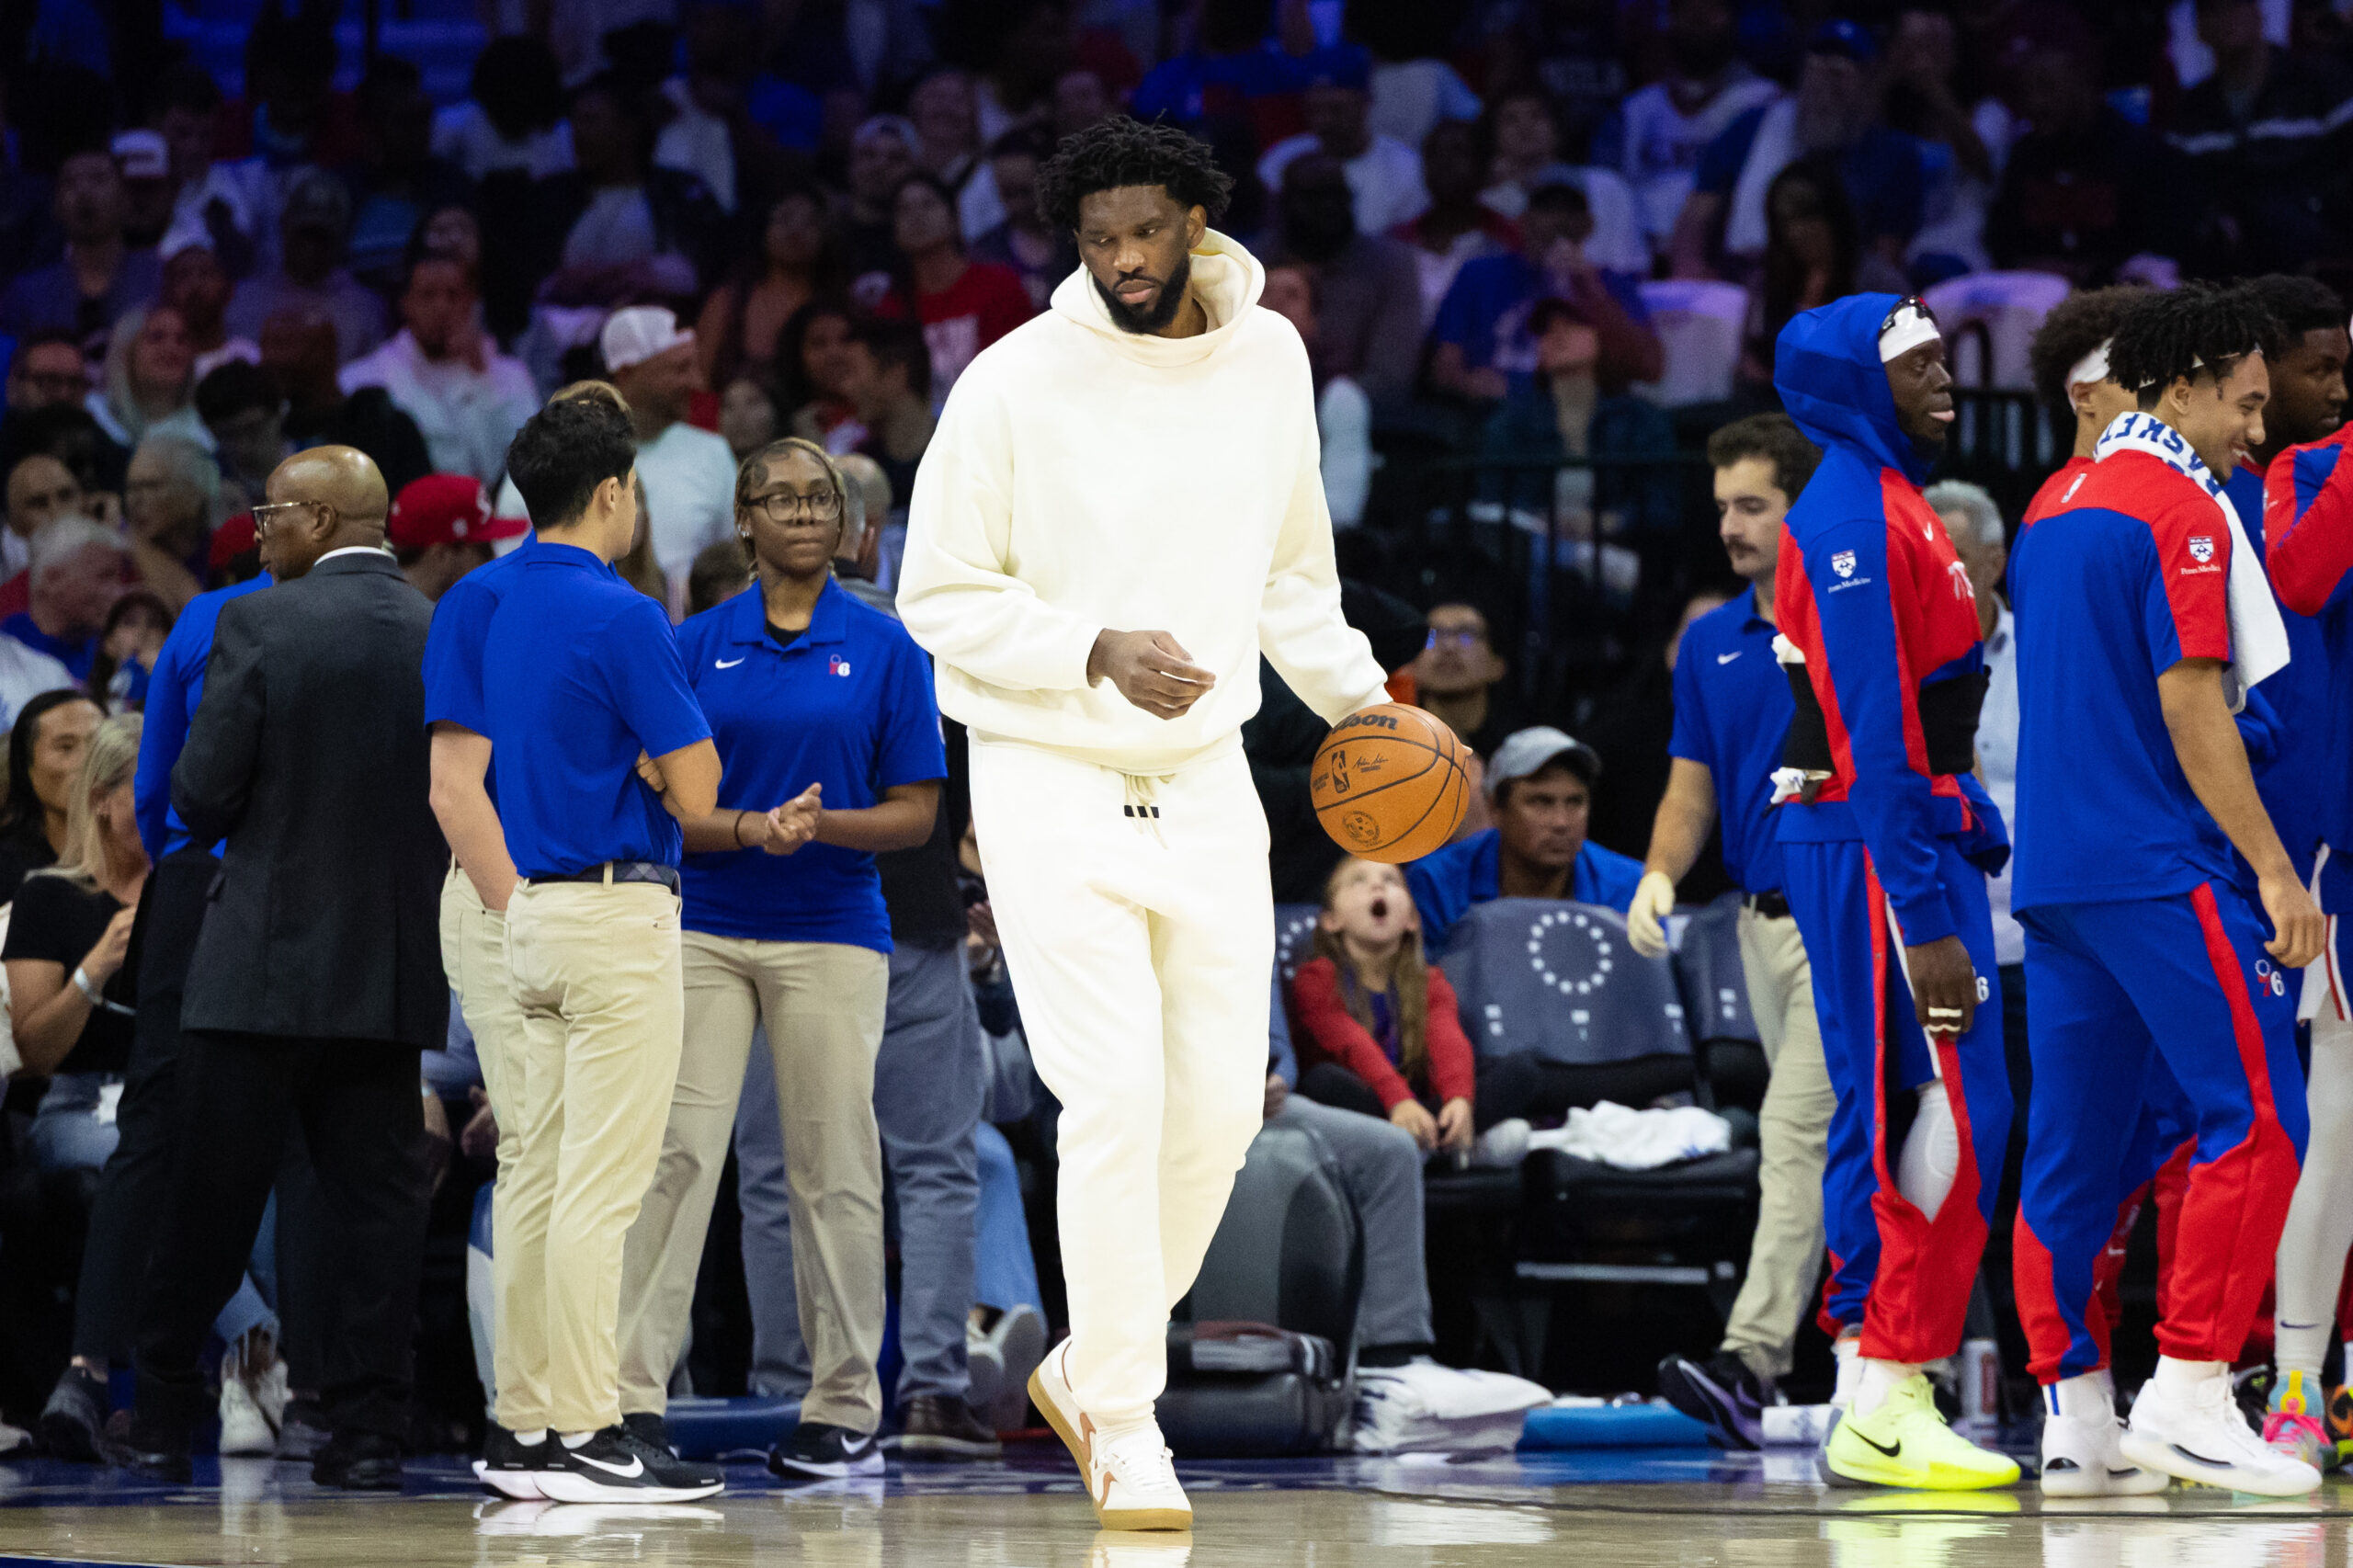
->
xmin=1773 ymin=291 xmax=1938 ymax=485
xmin=1050 ymin=227 xmax=1266 ymax=368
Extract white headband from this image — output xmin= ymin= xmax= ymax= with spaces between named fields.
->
xmin=2065 ymin=338 xmax=2112 ymax=389
xmin=1878 ymin=302 xmax=1941 ymax=363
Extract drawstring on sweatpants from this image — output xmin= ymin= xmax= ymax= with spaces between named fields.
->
xmin=1120 ymin=771 xmax=1172 ymax=847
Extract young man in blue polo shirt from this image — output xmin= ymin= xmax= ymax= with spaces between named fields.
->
xmin=1630 ymin=413 xmax=1833 ymax=1449
xmin=423 ymin=381 xmax=628 ymax=1500
xmin=1404 ymin=726 xmax=1644 ymax=957
xmin=479 ymin=393 xmax=724 ymax=1504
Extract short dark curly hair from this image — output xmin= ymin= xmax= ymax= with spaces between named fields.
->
xmin=1038 ymin=115 xmax=1235 ymax=233
xmin=2109 ymin=281 xmax=2272 ymax=410
xmin=2244 ymin=272 xmax=2348 ymax=359
xmin=2026 ymin=284 xmax=2147 ymax=412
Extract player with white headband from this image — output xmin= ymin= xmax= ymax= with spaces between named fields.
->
xmin=1769 ymin=294 xmax=2018 ymax=1490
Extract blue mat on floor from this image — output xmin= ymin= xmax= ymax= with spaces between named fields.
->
xmin=665 ymin=1396 xmax=801 ymax=1460
xmin=1518 ymin=1404 xmax=1711 ymax=1449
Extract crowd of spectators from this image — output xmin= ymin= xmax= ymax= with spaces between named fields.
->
xmin=4 ymin=0 xmax=2353 ymax=1459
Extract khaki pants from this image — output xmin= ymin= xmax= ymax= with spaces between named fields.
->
xmin=505 ymin=878 xmax=685 ymax=1436
xmin=438 ymin=868 xmax=548 ymax=1428
xmin=1719 ymin=905 xmax=1836 ymax=1381
xmin=616 ymin=932 xmax=888 ymax=1431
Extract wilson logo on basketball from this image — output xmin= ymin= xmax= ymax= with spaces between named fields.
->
xmin=1335 ymin=711 xmax=1401 ymax=733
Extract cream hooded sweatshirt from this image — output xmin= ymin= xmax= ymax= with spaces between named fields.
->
xmin=899 ymin=230 xmax=1390 ymax=774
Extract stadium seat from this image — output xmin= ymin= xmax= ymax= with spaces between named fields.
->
xmin=1630 ymin=280 xmax=1748 ymax=408
xmin=1162 ymin=1120 xmax=1361 ymax=1457
xmin=1670 ymin=893 xmax=1768 ymax=1113
xmin=1274 ymin=903 xmax=1323 ymax=983
xmin=1440 ymin=898 xmax=1697 ymax=1106
xmin=1919 ymin=270 xmax=2073 ymax=392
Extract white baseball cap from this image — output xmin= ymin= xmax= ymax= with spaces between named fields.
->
xmin=600 ymin=305 xmax=695 ymax=373
xmin=113 ymin=130 xmax=170 ymax=181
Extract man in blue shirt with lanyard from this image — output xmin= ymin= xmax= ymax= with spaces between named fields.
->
xmin=477 ymin=393 xmax=724 ymax=1503
xmin=1629 ymin=413 xmax=1834 ymax=1449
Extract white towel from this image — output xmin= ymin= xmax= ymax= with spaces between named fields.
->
xmin=1534 ymin=1101 xmax=1733 ymax=1170
xmin=2092 ymin=412 xmax=2288 ymax=711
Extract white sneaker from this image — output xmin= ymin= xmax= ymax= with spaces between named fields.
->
xmin=218 ymin=1339 xmax=287 ymax=1457
xmin=1091 ymin=1424 xmax=1191 ymax=1532
xmin=1470 ymin=1119 xmax=1530 ymax=1167
xmin=2120 ymin=1368 xmax=2322 ymax=1496
xmin=1027 ymin=1343 xmax=1191 ymax=1530
xmin=2039 ymin=1412 xmax=2169 ymax=1497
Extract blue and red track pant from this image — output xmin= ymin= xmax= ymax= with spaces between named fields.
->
xmin=2013 ymin=881 xmax=2307 ymax=1382
xmin=1783 ymin=835 xmax=2011 ymax=1364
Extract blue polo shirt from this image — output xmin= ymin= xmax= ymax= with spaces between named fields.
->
xmin=481 ymin=542 xmax=711 ymax=878
xmin=1406 ymin=829 xmax=1645 ymax=957
xmin=676 ymin=578 xmax=946 ymax=950
xmin=1667 ymin=592 xmax=1792 ymax=894
xmin=422 ymin=536 xmax=557 ymax=801
xmin=133 ymin=574 xmax=271 ymax=858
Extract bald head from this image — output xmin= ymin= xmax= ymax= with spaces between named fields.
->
xmin=261 ymin=445 xmax=390 ymax=580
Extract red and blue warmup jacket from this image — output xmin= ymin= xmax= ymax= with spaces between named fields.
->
xmin=2266 ymin=425 xmax=2353 ymax=905
xmin=1771 ymin=292 xmax=2006 ymax=947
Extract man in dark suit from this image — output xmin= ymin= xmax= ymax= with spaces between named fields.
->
xmin=104 ymin=446 xmax=448 ymax=1489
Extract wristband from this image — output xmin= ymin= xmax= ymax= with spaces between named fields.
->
xmin=733 ymin=810 xmax=750 ymax=847
xmin=72 ymin=966 xmax=102 ymax=1006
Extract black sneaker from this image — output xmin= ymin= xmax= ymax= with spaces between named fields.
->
xmin=94 ymin=1408 xmax=191 ymax=1483
xmin=622 ymin=1411 xmax=676 ymax=1455
xmin=538 ymin=1426 xmax=724 ymax=1503
xmin=1657 ymin=1351 xmax=1768 ymax=1449
xmin=888 ymin=1395 xmax=1002 ymax=1462
xmin=768 ymin=1421 xmax=883 ymax=1481
xmin=312 ymin=1430 xmax=404 ymax=1491
xmin=38 ymin=1367 xmax=108 ymax=1461
xmin=473 ymin=1423 xmax=549 ymax=1499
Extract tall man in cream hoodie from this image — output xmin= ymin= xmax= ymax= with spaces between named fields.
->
xmin=900 ymin=119 xmax=1392 ymax=1531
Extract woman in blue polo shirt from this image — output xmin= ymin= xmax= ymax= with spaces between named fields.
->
xmin=614 ymin=436 xmax=945 ymax=1481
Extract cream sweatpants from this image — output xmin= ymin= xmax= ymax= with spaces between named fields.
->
xmin=969 ymin=737 xmax=1273 ymax=1428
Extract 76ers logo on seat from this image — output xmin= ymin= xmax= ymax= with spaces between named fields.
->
xmin=1832 ymin=550 xmax=1858 ymax=578
xmin=2188 ymin=536 xmax=2214 ymax=563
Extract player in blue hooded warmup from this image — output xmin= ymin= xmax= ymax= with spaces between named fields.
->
xmin=1771 ymin=294 xmax=2017 ymax=1490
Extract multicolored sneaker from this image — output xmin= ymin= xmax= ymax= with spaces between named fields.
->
xmin=2327 ymin=1381 xmax=2353 ymax=1468
xmin=2263 ymin=1370 xmax=2336 ymax=1475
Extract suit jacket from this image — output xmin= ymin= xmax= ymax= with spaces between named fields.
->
xmin=174 ymin=551 xmax=448 ymax=1049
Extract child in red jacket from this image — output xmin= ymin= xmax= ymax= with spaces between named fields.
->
xmin=1289 ymin=858 xmax=1480 ymax=1153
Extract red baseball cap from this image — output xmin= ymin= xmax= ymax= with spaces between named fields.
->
xmin=210 ymin=512 xmax=257 ymax=574
xmin=388 ymin=474 xmax=526 ymax=551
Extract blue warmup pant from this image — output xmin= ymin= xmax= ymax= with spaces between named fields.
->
xmin=2014 ymin=881 xmax=2306 ymax=1381
xmin=1783 ymin=835 xmax=2010 ymax=1365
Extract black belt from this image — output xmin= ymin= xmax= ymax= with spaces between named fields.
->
xmin=1745 ymin=890 xmax=1790 ymax=919
xmin=536 ymin=860 xmax=681 ymax=894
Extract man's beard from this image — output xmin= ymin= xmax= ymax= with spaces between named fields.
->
xmin=1095 ymin=250 xmax=1193 ymax=335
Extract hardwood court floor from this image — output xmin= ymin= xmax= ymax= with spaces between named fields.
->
xmin=3 ymin=1446 xmax=2350 ymax=1567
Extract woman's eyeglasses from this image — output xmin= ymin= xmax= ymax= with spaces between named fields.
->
xmin=744 ymin=490 xmax=844 ymax=524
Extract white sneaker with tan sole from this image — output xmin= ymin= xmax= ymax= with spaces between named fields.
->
xmin=1029 ymin=1343 xmax=1192 ymax=1531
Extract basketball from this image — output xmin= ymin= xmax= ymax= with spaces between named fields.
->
xmin=1311 ymin=703 xmax=1471 ymax=864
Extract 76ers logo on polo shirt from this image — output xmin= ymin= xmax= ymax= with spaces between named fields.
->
xmin=827 ymin=655 xmax=853 ymax=677
xmin=2188 ymin=536 xmax=2214 ymax=563
xmin=1832 ymin=551 xmax=1858 ymax=578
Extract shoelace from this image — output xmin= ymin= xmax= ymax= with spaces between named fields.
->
xmin=1098 ymin=1432 xmax=1181 ymax=1495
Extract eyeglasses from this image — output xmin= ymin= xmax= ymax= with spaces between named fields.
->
xmin=744 ymin=489 xmax=843 ymax=524
xmin=1426 ymin=627 xmax=1487 ymax=650
xmin=251 ymin=499 xmax=332 ymax=540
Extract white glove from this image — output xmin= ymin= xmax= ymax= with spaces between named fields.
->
xmin=1627 ymin=870 xmax=1677 ymax=959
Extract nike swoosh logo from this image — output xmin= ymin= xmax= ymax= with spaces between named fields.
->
xmin=575 ymin=1453 xmax=645 ymax=1478
xmin=1716 ymin=652 xmax=1742 ymax=665
xmin=2170 ymin=1443 xmax=2231 ymax=1468
xmin=716 ymin=657 xmax=746 ymax=669
xmin=1852 ymin=1431 xmax=1901 ymax=1459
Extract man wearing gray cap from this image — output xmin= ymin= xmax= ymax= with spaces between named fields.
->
xmin=1404 ymin=725 xmax=1643 ymax=957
